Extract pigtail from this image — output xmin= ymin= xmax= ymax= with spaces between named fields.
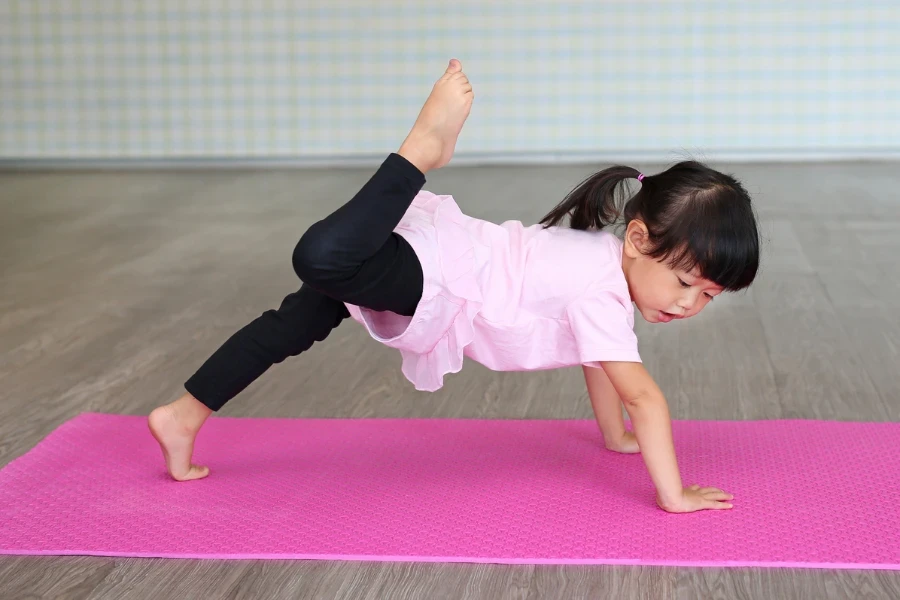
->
xmin=539 ymin=165 xmax=643 ymax=230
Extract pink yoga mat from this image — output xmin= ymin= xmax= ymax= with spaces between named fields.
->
xmin=1 ymin=413 xmax=898 ymax=569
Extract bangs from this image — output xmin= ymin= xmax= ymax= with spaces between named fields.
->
xmin=646 ymin=188 xmax=760 ymax=291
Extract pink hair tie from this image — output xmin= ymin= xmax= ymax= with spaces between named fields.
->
xmin=637 ymin=173 xmax=645 ymax=182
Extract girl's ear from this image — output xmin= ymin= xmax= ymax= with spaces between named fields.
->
xmin=623 ymin=219 xmax=649 ymax=258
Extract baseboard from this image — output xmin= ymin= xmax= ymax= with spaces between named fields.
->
xmin=2 ymin=148 xmax=899 ymax=170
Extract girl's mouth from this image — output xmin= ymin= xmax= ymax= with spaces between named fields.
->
xmin=658 ymin=311 xmax=676 ymax=323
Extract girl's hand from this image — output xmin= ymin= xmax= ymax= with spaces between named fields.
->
xmin=657 ymin=484 xmax=734 ymax=513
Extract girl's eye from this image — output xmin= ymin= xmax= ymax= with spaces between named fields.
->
xmin=704 ymin=293 xmax=715 ymax=300
xmin=678 ymin=278 xmax=690 ymax=288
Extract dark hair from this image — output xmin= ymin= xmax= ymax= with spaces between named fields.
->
xmin=539 ymin=161 xmax=760 ymax=291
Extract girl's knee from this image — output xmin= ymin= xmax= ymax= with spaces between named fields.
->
xmin=292 ymin=223 xmax=344 ymax=283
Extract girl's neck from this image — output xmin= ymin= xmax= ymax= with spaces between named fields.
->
xmin=621 ymin=251 xmax=636 ymax=300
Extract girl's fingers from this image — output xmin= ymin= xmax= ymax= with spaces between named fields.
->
xmin=705 ymin=492 xmax=733 ymax=501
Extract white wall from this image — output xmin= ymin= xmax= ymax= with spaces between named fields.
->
xmin=1 ymin=1 xmax=898 ymax=163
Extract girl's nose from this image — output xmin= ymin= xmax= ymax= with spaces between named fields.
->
xmin=678 ymin=290 xmax=701 ymax=311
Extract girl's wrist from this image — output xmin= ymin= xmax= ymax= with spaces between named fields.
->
xmin=656 ymin=489 xmax=685 ymax=512
xmin=602 ymin=428 xmax=626 ymax=448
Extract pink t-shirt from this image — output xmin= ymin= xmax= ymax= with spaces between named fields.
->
xmin=346 ymin=192 xmax=640 ymax=391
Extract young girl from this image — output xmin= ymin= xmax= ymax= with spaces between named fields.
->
xmin=149 ymin=59 xmax=759 ymax=514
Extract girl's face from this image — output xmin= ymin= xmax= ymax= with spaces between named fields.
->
xmin=621 ymin=220 xmax=724 ymax=324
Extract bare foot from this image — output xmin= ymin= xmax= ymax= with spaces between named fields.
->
xmin=148 ymin=393 xmax=212 ymax=481
xmin=398 ymin=58 xmax=474 ymax=174
xmin=606 ymin=431 xmax=641 ymax=454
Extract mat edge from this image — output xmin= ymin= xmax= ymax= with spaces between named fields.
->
xmin=0 ymin=550 xmax=898 ymax=570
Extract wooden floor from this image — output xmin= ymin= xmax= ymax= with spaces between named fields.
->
xmin=1 ymin=160 xmax=899 ymax=599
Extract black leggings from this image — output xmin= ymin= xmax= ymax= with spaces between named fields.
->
xmin=184 ymin=153 xmax=427 ymax=411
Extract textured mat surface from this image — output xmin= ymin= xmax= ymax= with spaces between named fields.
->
xmin=1 ymin=412 xmax=899 ymax=568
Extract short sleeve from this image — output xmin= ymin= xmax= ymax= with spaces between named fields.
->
xmin=565 ymin=286 xmax=641 ymax=368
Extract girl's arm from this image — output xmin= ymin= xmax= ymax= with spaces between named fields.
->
xmin=582 ymin=365 xmax=630 ymax=450
xmin=597 ymin=361 xmax=684 ymax=509
xmin=599 ymin=361 xmax=734 ymax=513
